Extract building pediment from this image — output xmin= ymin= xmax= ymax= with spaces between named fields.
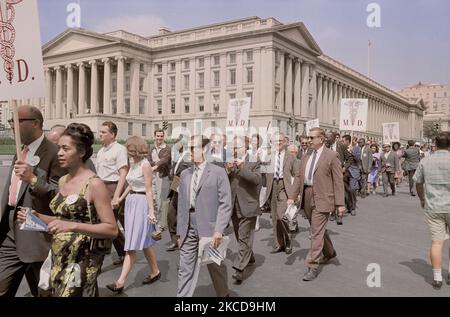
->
xmin=276 ymin=23 xmax=322 ymax=55
xmin=43 ymin=28 xmax=120 ymax=57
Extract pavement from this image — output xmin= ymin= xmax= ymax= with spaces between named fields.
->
xmin=0 ymin=164 xmax=447 ymax=297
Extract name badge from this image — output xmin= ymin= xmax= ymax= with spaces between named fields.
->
xmin=363 ymin=153 xmax=367 ymax=157
xmin=27 ymin=156 xmax=40 ymax=167
xmin=66 ymin=194 xmax=79 ymax=205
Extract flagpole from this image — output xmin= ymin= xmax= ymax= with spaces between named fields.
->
xmin=367 ymin=40 xmax=371 ymax=77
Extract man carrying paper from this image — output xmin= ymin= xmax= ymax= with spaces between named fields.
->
xmin=176 ymin=135 xmax=232 ymax=297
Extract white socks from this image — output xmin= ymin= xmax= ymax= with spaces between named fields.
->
xmin=433 ymin=269 xmax=442 ymax=281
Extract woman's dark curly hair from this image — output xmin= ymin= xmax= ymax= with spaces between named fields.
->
xmin=62 ymin=123 xmax=94 ymax=162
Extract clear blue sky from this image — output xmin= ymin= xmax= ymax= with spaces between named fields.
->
xmin=38 ymin=0 xmax=450 ymax=91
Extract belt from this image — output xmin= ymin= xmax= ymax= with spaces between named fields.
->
xmin=189 ymin=207 xmax=195 ymax=213
xmin=304 ymin=185 xmax=312 ymax=188
xmin=273 ymin=178 xmax=284 ymax=182
xmin=130 ymin=190 xmax=146 ymax=195
xmin=103 ymin=181 xmax=118 ymax=185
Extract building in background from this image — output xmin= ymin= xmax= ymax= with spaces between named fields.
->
xmin=19 ymin=16 xmax=423 ymax=141
xmin=399 ymin=82 xmax=450 ymax=115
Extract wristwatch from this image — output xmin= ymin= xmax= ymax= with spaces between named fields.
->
xmin=30 ymin=175 xmax=38 ymax=188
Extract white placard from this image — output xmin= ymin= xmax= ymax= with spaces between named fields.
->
xmin=339 ymin=99 xmax=368 ymax=132
xmin=226 ymin=98 xmax=251 ymax=128
xmin=382 ymin=122 xmax=400 ymax=144
xmin=305 ymin=118 xmax=320 ymax=134
xmin=0 ymin=0 xmax=45 ymax=100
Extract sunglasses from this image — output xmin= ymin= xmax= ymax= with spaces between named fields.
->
xmin=301 ymin=143 xmax=308 ymax=145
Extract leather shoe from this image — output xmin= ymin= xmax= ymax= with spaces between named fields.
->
xmin=248 ymin=255 xmax=256 ymax=265
xmin=383 ymin=193 xmax=389 ymax=198
xmin=446 ymin=274 xmax=450 ymax=285
xmin=329 ymin=213 xmax=336 ymax=222
xmin=232 ymin=270 xmax=243 ymax=284
xmin=392 ymin=191 xmax=396 ymax=196
xmin=432 ymin=280 xmax=442 ymax=290
xmin=166 ymin=243 xmax=178 ymax=252
xmin=113 ymin=256 xmax=124 ymax=265
xmin=285 ymin=241 xmax=292 ymax=255
xmin=142 ymin=271 xmax=161 ymax=285
xmin=411 ymin=192 xmax=416 ymax=196
xmin=320 ymin=252 xmax=337 ymax=264
xmin=302 ymin=268 xmax=319 ymax=281
xmin=336 ymin=215 xmax=343 ymax=225
xmin=106 ymin=282 xmax=124 ymax=293
xmin=270 ymin=246 xmax=284 ymax=254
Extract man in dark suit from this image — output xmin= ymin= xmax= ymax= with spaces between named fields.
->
xmin=357 ymin=138 xmax=373 ymax=198
xmin=296 ymin=128 xmax=345 ymax=281
xmin=226 ymin=136 xmax=261 ymax=284
xmin=265 ymin=133 xmax=301 ymax=255
xmin=402 ymin=140 xmax=421 ymax=196
xmin=326 ymin=131 xmax=354 ymax=223
xmin=379 ymin=143 xmax=400 ymax=197
xmin=297 ymin=137 xmax=310 ymax=160
xmin=0 ymin=106 xmax=64 ymax=297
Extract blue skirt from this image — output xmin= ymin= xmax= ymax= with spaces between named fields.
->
xmin=124 ymin=194 xmax=157 ymax=251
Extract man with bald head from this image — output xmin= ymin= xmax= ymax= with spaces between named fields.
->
xmin=0 ymin=105 xmax=64 ymax=297
xmin=46 ymin=125 xmax=66 ymax=145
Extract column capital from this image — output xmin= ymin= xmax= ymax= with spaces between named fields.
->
xmin=54 ymin=66 xmax=61 ymax=71
xmin=44 ymin=67 xmax=51 ymax=73
xmin=65 ymin=64 xmax=73 ymax=70
xmin=89 ymin=60 xmax=98 ymax=66
xmin=77 ymin=62 xmax=85 ymax=68
xmin=102 ymin=57 xmax=111 ymax=64
xmin=115 ymin=56 xmax=127 ymax=62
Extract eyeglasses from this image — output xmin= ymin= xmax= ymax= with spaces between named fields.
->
xmin=301 ymin=143 xmax=308 ymax=145
xmin=8 ymin=118 xmax=36 ymax=125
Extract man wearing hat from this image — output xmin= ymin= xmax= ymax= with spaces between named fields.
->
xmin=402 ymin=140 xmax=421 ymax=196
xmin=379 ymin=143 xmax=399 ymax=197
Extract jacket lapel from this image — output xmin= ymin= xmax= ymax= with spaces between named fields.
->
xmin=314 ymin=147 xmax=327 ymax=174
xmin=196 ymin=163 xmax=210 ymax=194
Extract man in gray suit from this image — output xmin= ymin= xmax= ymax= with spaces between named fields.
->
xmin=266 ymin=133 xmax=301 ymax=255
xmin=177 ymin=135 xmax=232 ymax=297
xmin=402 ymin=140 xmax=421 ymax=196
xmin=379 ymin=143 xmax=399 ymax=197
xmin=357 ymin=138 xmax=373 ymax=198
xmin=226 ymin=136 xmax=261 ymax=284
xmin=0 ymin=106 xmax=64 ymax=297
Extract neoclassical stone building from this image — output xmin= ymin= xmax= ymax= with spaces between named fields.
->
xmin=25 ymin=16 xmax=423 ymax=141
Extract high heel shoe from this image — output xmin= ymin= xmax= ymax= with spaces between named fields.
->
xmin=142 ymin=271 xmax=161 ymax=285
xmin=106 ymin=282 xmax=124 ymax=293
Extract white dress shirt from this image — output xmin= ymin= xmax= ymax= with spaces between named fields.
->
xmin=273 ymin=150 xmax=286 ymax=179
xmin=10 ymin=133 xmax=45 ymax=204
xmin=304 ymin=145 xmax=325 ymax=186
xmin=190 ymin=160 xmax=207 ymax=208
xmin=96 ymin=141 xmax=128 ymax=182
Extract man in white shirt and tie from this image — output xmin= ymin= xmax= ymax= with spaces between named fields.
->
xmin=265 ymin=133 xmax=301 ymax=255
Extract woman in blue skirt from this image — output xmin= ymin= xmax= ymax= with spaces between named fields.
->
xmin=107 ymin=136 xmax=161 ymax=293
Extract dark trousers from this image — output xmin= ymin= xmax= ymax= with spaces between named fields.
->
xmin=269 ymin=180 xmax=291 ymax=248
xmin=408 ymin=170 xmax=416 ymax=194
xmin=231 ymin=201 xmax=256 ymax=272
xmin=382 ymin=171 xmax=396 ymax=194
xmin=359 ymin=171 xmax=368 ymax=196
xmin=0 ymin=235 xmax=42 ymax=297
xmin=303 ymin=187 xmax=336 ymax=269
xmin=167 ymin=192 xmax=179 ymax=244
xmin=344 ymin=171 xmax=356 ymax=211
xmin=105 ymin=182 xmax=126 ymax=257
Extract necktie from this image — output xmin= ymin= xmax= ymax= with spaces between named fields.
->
xmin=9 ymin=146 xmax=30 ymax=207
xmin=190 ymin=166 xmax=199 ymax=209
xmin=307 ymin=150 xmax=318 ymax=182
xmin=275 ymin=152 xmax=281 ymax=180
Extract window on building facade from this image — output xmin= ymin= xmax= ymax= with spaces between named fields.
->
xmin=112 ymin=65 xmax=117 ymax=73
xmin=170 ymin=62 xmax=176 ymax=72
xmin=229 ymin=93 xmax=236 ymax=101
xmin=198 ymin=57 xmax=204 ymax=68
xmin=274 ymin=91 xmax=279 ymax=109
xmin=213 ymin=94 xmax=220 ymax=112
xmin=198 ymin=72 xmax=204 ymax=89
xmin=112 ymin=79 xmax=117 ymax=93
xmin=184 ymin=97 xmax=190 ymax=113
xmin=246 ymin=92 xmax=253 ymax=107
xmin=140 ymin=63 xmax=144 ymax=72
xmin=230 ymin=69 xmax=236 ymax=85
xmin=154 ymin=124 xmax=159 ymax=132
xmin=246 ymin=50 xmax=253 ymax=62
xmin=157 ymin=99 xmax=162 ymax=115
xmin=181 ymin=122 xmax=187 ymax=128
xmin=247 ymin=67 xmax=253 ymax=83
xmin=125 ymin=63 xmax=131 ymax=72
xmin=128 ymin=122 xmax=133 ymax=135
xmin=139 ymin=77 xmax=145 ymax=91
xmin=142 ymin=123 xmax=147 ymax=137
xmin=213 ymin=55 xmax=220 ymax=66
xmin=125 ymin=76 xmax=130 ymax=92
xmin=184 ymin=60 xmax=190 ymax=69
xmin=184 ymin=74 xmax=190 ymax=90
xmin=213 ymin=71 xmax=220 ymax=87
xmin=139 ymin=98 xmax=145 ymax=114
xmin=157 ymin=78 xmax=162 ymax=93
xmin=170 ymin=76 xmax=176 ymax=92
xmin=125 ymin=98 xmax=130 ymax=114
xmin=170 ymin=98 xmax=176 ymax=114
xmin=112 ymin=100 xmax=117 ymax=114
xmin=229 ymin=52 xmax=236 ymax=64
xmin=434 ymin=93 xmax=437 ymax=98
xmin=198 ymin=96 xmax=204 ymax=112
xmin=157 ymin=64 xmax=162 ymax=73
xmin=212 ymin=121 xmax=216 ymax=127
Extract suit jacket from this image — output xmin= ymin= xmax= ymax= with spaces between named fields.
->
xmin=297 ymin=148 xmax=311 ymax=161
xmin=265 ymin=152 xmax=301 ymax=202
xmin=297 ymin=147 xmax=345 ymax=213
xmin=177 ymin=162 xmax=232 ymax=246
xmin=360 ymin=146 xmax=373 ymax=173
xmin=206 ymin=148 xmax=227 ymax=168
xmin=148 ymin=144 xmax=171 ymax=178
xmin=228 ymin=159 xmax=262 ymax=218
xmin=379 ymin=151 xmax=399 ymax=173
xmin=0 ymin=137 xmax=65 ymax=263
xmin=402 ymin=147 xmax=420 ymax=171
xmin=334 ymin=143 xmax=354 ymax=170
